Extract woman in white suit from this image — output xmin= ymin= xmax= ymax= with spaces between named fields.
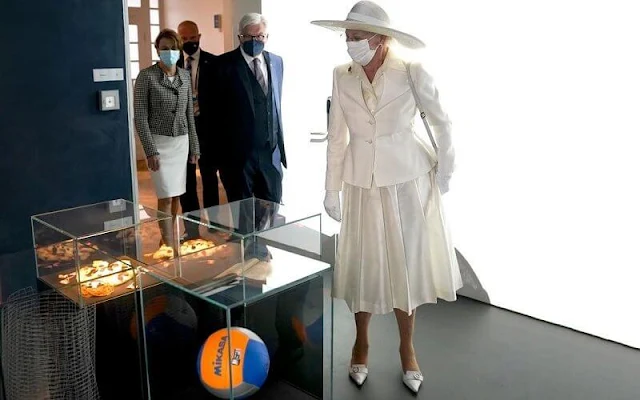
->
xmin=312 ymin=1 xmax=462 ymax=393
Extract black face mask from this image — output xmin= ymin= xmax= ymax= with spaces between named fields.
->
xmin=183 ymin=41 xmax=200 ymax=56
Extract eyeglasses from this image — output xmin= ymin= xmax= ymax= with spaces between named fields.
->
xmin=239 ymin=34 xmax=267 ymax=42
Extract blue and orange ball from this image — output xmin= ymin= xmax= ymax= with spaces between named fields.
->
xmin=197 ymin=327 xmax=270 ymax=399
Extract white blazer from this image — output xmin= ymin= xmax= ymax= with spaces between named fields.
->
xmin=325 ymin=53 xmax=455 ymax=191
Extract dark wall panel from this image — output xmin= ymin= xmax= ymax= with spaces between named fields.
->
xmin=0 ymin=0 xmax=133 ymax=255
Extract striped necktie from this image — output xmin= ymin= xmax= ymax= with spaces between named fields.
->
xmin=186 ymin=56 xmax=199 ymax=116
xmin=253 ymin=58 xmax=267 ymax=94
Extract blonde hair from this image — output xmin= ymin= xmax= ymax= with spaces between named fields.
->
xmin=154 ymin=28 xmax=182 ymax=51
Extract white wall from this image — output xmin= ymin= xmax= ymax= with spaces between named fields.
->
xmin=261 ymin=1 xmax=351 ymax=238
xmin=162 ymin=0 xmax=225 ymax=55
xmin=263 ymin=0 xmax=640 ymax=348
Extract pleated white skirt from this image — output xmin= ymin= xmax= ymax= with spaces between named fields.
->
xmin=334 ymin=173 xmax=463 ymax=315
xmin=149 ymin=134 xmax=189 ymax=199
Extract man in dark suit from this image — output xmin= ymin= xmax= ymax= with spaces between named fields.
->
xmin=212 ymin=13 xmax=286 ymax=206
xmin=210 ymin=14 xmax=306 ymax=370
xmin=177 ymin=20 xmax=219 ymax=238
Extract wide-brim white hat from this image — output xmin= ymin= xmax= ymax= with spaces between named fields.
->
xmin=310 ymin=1 xmax=425 ymax=49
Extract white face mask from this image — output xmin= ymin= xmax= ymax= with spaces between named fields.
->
xmin=346 ymin=34 xmax=379 ymax=66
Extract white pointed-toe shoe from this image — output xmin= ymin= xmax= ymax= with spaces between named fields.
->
xmin=402 ymin=370 xmax=424 ymax=393
xmin=349 ymin=364 xmax=368 ymax=386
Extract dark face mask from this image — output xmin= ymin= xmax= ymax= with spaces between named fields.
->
xmin=242 ymin=40 xmax=264 ymax=57
xmin=183 ymin=41 xmax=200 ymax=56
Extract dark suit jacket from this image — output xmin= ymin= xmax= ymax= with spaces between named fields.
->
xmin=178 ymin=49 xmax=217 ymax=151
xmin=211 ymin=47 xmax=287 ymax=169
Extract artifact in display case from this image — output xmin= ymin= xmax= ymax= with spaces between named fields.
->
xmin=150 ymin=237 xmax=224 ymax=261
xmin=138 ymin=198 xmax=334 ymax=399
xmin=31 ymin=199 xmax=174 ymax=305
xmin=39 ymin=242 xmax=141 ymax=305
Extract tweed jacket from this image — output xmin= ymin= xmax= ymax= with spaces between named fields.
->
xmin=325 ymin=53 xmax=454 ymax=191
xmin=134 ymin=63 xmax=200 ymax=158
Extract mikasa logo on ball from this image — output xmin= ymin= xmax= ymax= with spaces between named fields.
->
xmin=214 ymin=335 xmax=228 ymax=376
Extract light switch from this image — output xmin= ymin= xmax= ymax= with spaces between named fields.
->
xmin=99 ymin=90 xmax=120 ymax=111
xmin=93 ymin=68 xmax=125 ymax=82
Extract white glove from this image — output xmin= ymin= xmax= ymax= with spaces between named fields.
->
xmin=324 ymin=191 xmax=342 ymax=222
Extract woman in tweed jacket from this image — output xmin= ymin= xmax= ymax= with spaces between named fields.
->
xmin=134 ymin=29 xmax=200 ymax=246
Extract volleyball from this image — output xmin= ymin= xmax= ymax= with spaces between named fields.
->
xmin=198 ymin=327 xmax=270 ymax=399
xmin=129 ymin=294 xmax=199 ymax=387
xmin=130 ymin=294 xmax=198 ymax=342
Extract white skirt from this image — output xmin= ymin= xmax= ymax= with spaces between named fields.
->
xmin=149 ymin=134 xmax=189 ymax=199
xmin=334 ymin=172 xmax=463 ymax=315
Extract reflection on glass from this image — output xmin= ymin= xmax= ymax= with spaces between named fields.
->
xmin=150 ymin=0 xmax=159 ymax=8
xmin=150 ymin=9 xmax=160 ymax=25
xmin=128 ymin=24 xmax=138 ymax=43
xmin=131 ymin=199 xmax=327 ymax=311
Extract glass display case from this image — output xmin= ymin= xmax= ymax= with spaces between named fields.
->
xmin=31 ymin=199 xmax=205 ymax=306
xmin=29 ymin=199 xmax=224 ymax=399
xmin=138 ymin=198 xmax=334 ymax=399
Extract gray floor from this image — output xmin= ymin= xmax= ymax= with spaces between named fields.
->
xmin=331 ymin=297 xmax=640 ymax=400
xmin=3 ymin=249 xmax=640 ymax=400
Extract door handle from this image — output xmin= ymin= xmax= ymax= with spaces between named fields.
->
xmin=310 ymin=96 xmax=332 ymax=143
xmin=310 ymin=132 xmax=327 ymax=143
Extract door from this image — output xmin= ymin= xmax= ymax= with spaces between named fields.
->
xmin=127 ymin=0 xmax=163 ymax=161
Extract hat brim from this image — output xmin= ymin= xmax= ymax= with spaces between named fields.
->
xmin=310 ymin=20 xmax=425 ymax=49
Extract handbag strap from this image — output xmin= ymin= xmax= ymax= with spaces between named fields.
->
xmin=405 ymin=62 xmax=439 ymax=155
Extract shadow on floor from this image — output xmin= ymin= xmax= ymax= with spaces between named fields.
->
xmin=455 ymin=249 xmax=490 ymax=304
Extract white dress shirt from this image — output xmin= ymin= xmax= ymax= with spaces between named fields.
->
xmin=240 ymin=46 xmax=269 ymax=88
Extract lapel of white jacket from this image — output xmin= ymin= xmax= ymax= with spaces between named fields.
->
xmin=341 ymin=64 xmax=372 ymax=116
xmin=374 ymin=59 xmax=409 ymax=114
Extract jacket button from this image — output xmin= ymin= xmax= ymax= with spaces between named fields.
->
xmin=366 ymin=139 xmax=372 ymax=144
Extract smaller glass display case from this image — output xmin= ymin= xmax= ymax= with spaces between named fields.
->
xmin=138 ymin=198 xmax=334 ymax=399
xmin=31 ymin=199 xmax=180 ymax=306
